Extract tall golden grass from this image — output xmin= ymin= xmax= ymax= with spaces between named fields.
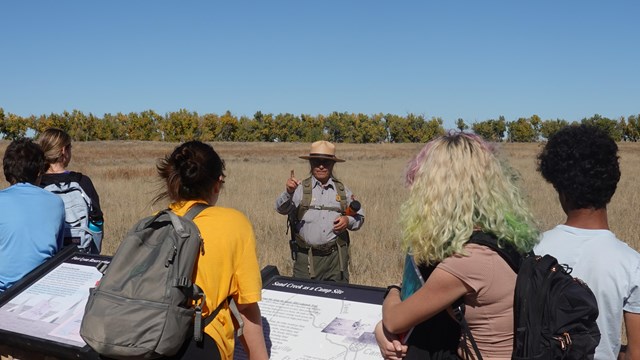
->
xmin=1 ymin=140 xmax=639 ymax=287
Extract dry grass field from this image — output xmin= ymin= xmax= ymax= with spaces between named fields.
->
xmin=1 ymin=140 xmax=639 ymax=287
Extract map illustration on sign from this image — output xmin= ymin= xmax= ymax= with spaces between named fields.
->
xmin=235 ymin=278 xmax=384 ymax=360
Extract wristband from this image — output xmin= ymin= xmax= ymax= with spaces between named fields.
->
xmin=383 ymin=284 xmax=402 ymax=299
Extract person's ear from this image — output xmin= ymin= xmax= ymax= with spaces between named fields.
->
xmin=213 ymin=176 xmax=224 ymax=194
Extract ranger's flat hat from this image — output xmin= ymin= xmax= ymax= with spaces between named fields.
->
xmin=299 ymin=141 xmax=345 ymax=162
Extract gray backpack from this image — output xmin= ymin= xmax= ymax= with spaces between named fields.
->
xmin=44 ymin=172 xmax=102 ymax=253
xmin=80 ymin=204 xmax=229 ymax=359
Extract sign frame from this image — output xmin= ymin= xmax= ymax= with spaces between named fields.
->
xmin=0 ymin=246 xmax=108 ymax=360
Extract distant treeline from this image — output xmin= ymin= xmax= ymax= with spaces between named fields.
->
xmin=1 ymin=108 xmax=639 ymax=143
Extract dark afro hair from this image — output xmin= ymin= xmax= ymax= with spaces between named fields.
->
xmin=538 ymin=124 xmax=620 ymax=210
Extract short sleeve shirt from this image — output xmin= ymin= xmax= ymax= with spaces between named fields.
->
xmin=438 ymin=244 xmax=516 ymax=359
xmin=170 ymin=201 xmax=262 ymax=360
xmin=535 ymin=225 xmax=640 ymax=359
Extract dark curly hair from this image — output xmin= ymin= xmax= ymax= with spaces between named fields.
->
xmin=538 ymin=124 xmax=620 ymax=210
xmin=3 ymin=138 xmax=47 ymax=185
xmin=155 ymin=141 xmax=225 ymax=203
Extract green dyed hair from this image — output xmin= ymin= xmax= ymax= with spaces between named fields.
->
xmin=401 ymin=132 xmax=539 ymax=265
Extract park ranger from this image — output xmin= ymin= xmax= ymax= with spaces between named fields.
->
xmin=275 ymin=141 xmax=365 ymax=283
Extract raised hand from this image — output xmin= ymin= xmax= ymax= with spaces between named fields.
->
xmin=286 ymin=169 xmax=301 ymax=194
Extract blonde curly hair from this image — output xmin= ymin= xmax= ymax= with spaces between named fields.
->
xmin=401 ymin=132 xmax=539 ymax=265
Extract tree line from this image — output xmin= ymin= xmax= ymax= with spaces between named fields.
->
xmin=1 ymin=108 xmax=639 ymax=143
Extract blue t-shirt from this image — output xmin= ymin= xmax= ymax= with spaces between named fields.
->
xmin=0 ymin=183 xmax=65 ymax=292
xmin=535 ymin=225 xmax=640 ymax=360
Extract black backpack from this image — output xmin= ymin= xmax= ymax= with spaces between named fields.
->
xmin=463 ymin=232 xmax=601 ymax=360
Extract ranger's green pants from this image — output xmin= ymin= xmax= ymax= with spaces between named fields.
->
xmin=293 ymin=244 xmax=350 ymax=283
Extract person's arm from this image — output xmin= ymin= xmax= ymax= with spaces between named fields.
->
xmin=382 ymin=267 xmax=469 ymax=334
xmin=374 ymin=320 xmax=407 ymax=360
xmin=622 ymin=311 xmax=640 ymax=360
xmin=237 ymin=302 xmax=268 ymax=360
xmin=79 ymin=174 xmax=103 ymax=220
xmin=275 ymin=190 xmax=295 ymax=215
xmin=344 ymin=188 xmax=364 ymax=231
xmin=275 ymin=173 xmax=301 ymax=215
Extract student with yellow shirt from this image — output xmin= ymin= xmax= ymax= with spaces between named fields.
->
xmin=155 ymin=141 xmax=267 ymax=360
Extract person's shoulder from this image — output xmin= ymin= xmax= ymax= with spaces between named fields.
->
xmin=67 ymin=171 xmax=94 ymax=184
xmin=203 ymin=206 xmax=250 ymax=223
xmin=33 ymin=184 xmax=65 ymax=206
xmin=41 ymin=187 xmax=65 ymax=203
xmin=540 ymin=224 xmax=566 ymax=237
xmin=41 ymin=171 xmax=85 ymax=185
xmin=537 ymin=225 xmax=578 ymax=248
xmin=39 ymin=173 xmax=58 ymax=187
xmin=607 ymin=235 xmax=640 ymax=261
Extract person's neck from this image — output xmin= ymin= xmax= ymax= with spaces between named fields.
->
xmin=47 ymin=163 xmax=66 ymax=174
xmin=564 ymin=207 xmax=609 ymax=230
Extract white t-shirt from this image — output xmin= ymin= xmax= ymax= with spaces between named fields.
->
xmin=535 ymin=225 xmax=640 ymax=360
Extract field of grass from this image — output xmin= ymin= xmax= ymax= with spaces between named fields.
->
xmin=1 ymin=140 xmax=639 ymax=287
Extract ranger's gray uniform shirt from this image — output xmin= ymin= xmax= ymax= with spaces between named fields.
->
xmin=275 ymin=176 xmax=364 ymax=246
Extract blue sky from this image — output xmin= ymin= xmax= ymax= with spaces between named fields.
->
xmin=1 ymin=1 xmax=638 ymax=130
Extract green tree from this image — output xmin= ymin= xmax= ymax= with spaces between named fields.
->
xmin=539 ymin=119 xmax=569 ymax=140
xmin=356 ymin=113 xmax=387 ymax=143
xmin=0 ymin=110 xmax=30 ymax=139
xmin=96 ymin=113 xmax=126 ymax=140
xmin=253 ymin=111 xmax=279 ymax=142
xmin=623 ymin=115 xmax=640 ymax=142
xmin=384 ymin=114 xmax=409 ymax=142
xmin=421 ymin=116 xmax=445 ymax=142
xmin=200 ymin=113 xmax=220 ymax=141
xmin=472 ymin=116 xmax=506 ymax=142
xmin=128 ymin=110 xmax=162 ymax=140
xmin=160 ymin=109 xmax=200 ymax=141
xmin=218 ymin=111 xmax=239 ymax=141
xmin=300 ymin=114 xmax=325 ymax=142
xmin=273 ymin=113 xmax=303 ymax=142
xmin=406 ymin=114 xmax=426 ymax=142
xmin=63 ymin=110 xmax=97 ymax=141
xmin=235 ymin=116 xmax=260 ymax=141
xmin=324 ymin=112 xmax=351 ymax=143
xmin=529 ymin=114 xmax=541 ymax=136
xmin=507 ymin=117 xmax=537 ymax=142
xmin=456 ymin=118 xmax=468 ymax=131
xmin=581 ymin=114 xmax=622 ymax=141
xmin=32 ymin=112 xmax=70 ymax=135
xmin=338 ymin=113 xmax=360 ymax=143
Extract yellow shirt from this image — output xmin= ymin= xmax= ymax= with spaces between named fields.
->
xmin=170 ymin=200 xmax=262 ymax=360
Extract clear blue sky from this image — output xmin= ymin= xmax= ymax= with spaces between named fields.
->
xmin=2 ymin=1 xmax=638 ymax=129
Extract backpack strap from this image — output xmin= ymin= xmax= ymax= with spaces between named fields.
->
xmin=452 ymin=232 xmax=527 ymax=360
xmin=296 ymin=177 xmax=348 ymax=221
xmin=184 ymin=203 xmax=245 ymax=341
xmin=332 ymin=178 xmax=348 ymax=213
xmin=467 ymin=231 xmax=524 ymax=273
xmin=193 ymin=288 xmax=245 ymax=342
xmin=296 ymin=177 xmax=314 ymax=221
xmin=453 ymin=301 xmax=483 ymax=360
xmin=184 ymin=202 xmax=210 ymax=221
xmin=72 ymin=171 xmax=84 ymax=183
xmin=201 ymin=297 xmax=244 ymax=335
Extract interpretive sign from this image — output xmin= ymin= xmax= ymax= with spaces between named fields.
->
xmin=235 ymin=276 xmax=385 ymax=360
xmin=1 ymin=261 xmax=386 ymax=360
xmin=0 ymin=248 xmax=109 ymax=359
